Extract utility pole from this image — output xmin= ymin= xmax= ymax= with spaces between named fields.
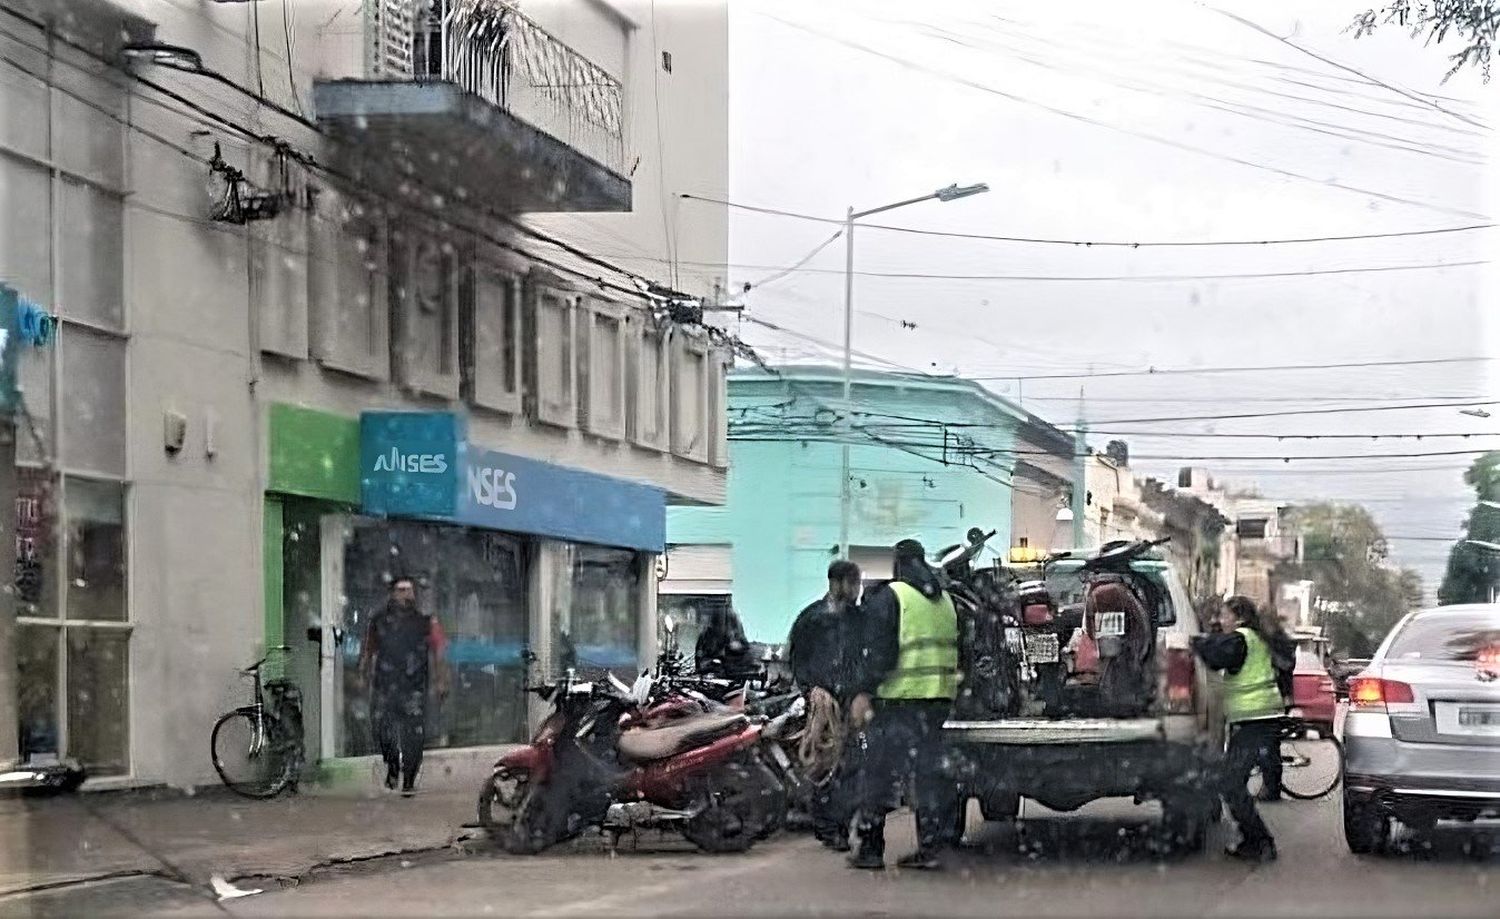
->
xmin=1072 ymin=386 xmax=1088 ymax=549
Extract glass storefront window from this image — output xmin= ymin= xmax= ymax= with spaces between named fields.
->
xmin=551 ymin=545 xmax=643 ymax=678
xmin=16 ymin=624 xmax=59 ymax=760
xmin=64 ymin=477 xmax=126 ymax=622
xmin=66 ymin=628 xmax=130 ymax=775
xmin=340 ymin=519 xmax=531 ymax=755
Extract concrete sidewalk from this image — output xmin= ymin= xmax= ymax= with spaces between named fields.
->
xmin=0 ymin=786 xmax=474 ymax=898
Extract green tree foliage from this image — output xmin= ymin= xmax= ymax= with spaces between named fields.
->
xmin=1437 ymin=451 xmax=1500 ymax=605
xmin=1352 ymin=2 xmax=1499 ymax=81
xmin=1276 ymin=503 xmax=1425 ymax=656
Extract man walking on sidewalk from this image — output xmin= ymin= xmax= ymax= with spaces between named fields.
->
xmin=360 ymin=576 xmax=450 ymax=796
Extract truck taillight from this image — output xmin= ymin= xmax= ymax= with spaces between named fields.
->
xmin=1349 ymin=676 xmax=1413 ymax=709
xmin=1022 ymin=603 xmax=1052 ymax=626
xmin=1165 ymin=646 xmax=1194 ymax=710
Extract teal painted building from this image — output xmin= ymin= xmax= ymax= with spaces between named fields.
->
xmin=665 ymin=367 xmax=1033 ymax=642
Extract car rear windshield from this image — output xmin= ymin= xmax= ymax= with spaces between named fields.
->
xmin=1386 ymin=612 xmax=1500 ymax=662
xmin=1045 ymin=560 xmax=1179 ymax=626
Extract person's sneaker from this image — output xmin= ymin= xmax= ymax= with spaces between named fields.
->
xmin=846 ymin=849 xmax=885 ymax=870
xmin=384 ymin=769 xmax=399 ymax=792
xmin=400 ymin=781 xmax=417 ymax=798
xmin=818 ymin=833 xmax=852 ymax=853
xmin=895 ymin=849 xmax=943 ymax=871
xmin=1225 ymin=841 xmax=1277 ymax=862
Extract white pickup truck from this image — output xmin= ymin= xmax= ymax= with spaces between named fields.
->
xmin=944 ymin=542 xmax=1224 ymax=851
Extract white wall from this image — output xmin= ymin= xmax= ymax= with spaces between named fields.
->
xmin=526 ymin=0 xmax=731 ymax=300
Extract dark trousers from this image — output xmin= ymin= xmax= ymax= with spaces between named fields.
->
xmin=811 ymin=727 xmax=861 ymax=842
xmin=374 ymin=690 xmax=426 ymax=788
xmin=1221 ymin=719 xmax=1277 ymax=848
xmin=854 ymin=700 xmax=959 ymax=856
xmin=1257 ymin=734 xmax=1283 ymax=797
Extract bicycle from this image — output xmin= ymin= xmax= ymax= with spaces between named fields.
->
xmin=1246 ymin=714 xmax=1344 ymax=801
xmin=211 ymin=646 xmax=306 ymax=799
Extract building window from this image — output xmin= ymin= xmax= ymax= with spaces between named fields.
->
xmin=1237 ymin=518 xmax=1268 ymax=540
xmin=310 ymin=187 xmax=390 ymax=379
xmin=5 ymin=21 xmax=131 ymax=776
xmin=527 ymin=277 xmax=576 ymax=429
xmin=671 ymin=336 xmax=708 ymax=462
xmin=629 ymin=324 xmax=670 ymax=452
xmin=551 ymin=545 xmax=642 ymax=677
xmin=16 ymin=475 xmax=130 ymax=774
xmin=340 ymin=520 xmax=531 ymax=754
xmin=393 ymin=231 xmax=459 ymax=397
xmin=463 ymin=258 xmax=522 ymax=415
xmin=577 ymin=300 xmax=626 ymax=440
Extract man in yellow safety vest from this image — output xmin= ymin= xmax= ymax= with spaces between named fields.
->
xmin=845 ymin=539 xmax=961 ymax=871
xmin=1191 ymin=595 xmax=1282 ymax=862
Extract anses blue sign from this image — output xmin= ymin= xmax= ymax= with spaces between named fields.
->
xmin=359 ymin=411 xmax=665 ymax=553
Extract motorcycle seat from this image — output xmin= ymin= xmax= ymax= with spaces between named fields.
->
xmin=618 ymin=711 xmax=748 ymax=761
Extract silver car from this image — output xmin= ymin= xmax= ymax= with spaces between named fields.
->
xmin=1342 ymin=604 xmax=1500 ymax=854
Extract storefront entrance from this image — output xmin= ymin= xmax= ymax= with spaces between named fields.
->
xmin=332 ymin=517 xmax=532 ymax=756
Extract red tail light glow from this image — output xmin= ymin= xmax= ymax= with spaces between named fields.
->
xmin=1022 ymin=603 xmax=1053 ymax=626
xmin=1164 ymin=646 xmax=1194 ymax=709
xmin=1349 ymin=677 xmax=1414 ymax=707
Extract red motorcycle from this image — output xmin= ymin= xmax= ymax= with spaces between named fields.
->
xmin=477 ymin=662 xmax=785 ymax=855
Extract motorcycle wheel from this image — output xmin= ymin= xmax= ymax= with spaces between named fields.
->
xmin=477 ymin=766 xmax=528 ymax=834
xmin=680 ymin=755 xmax=787 ymax=853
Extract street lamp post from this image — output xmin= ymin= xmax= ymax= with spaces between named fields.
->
xmin=837 ymin=183 xmax=989 ymax=559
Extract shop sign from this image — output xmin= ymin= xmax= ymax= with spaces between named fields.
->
xmin=456 ymin=444 xmax=665 ymax=552
xmin=360 ymin=411 xmax=462 ymax=517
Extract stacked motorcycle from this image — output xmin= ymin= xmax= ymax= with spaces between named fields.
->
xmin=476 ymin=622 xmax=800 ymax=855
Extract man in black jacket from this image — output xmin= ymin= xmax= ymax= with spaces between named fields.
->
xmin=787 ymin=559 xmax=862 ymax=850
xmin=845 ymin=540 xmax=962 ymax=871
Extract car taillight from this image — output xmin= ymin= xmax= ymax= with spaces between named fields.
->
xmin=1022 ymin=603 xmax=1052 ymax=626
xmin=1164 ymin=646 xmax=1194 ymax=709
xmin=1349 ymin=676 xmax=1414 ymax=708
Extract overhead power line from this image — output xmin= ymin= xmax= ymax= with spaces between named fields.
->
xmin=715 ymin=258 xmax=1491 ymax=283
xmin=760 ymin=14 xmax=1488 ymax=220
xmin=966 ymin=354 xmax=1495 ymax=382
xmin=680 ymin=193 xmax=1494 ymax=248
xmin=1212 ymin=8 xmax=1488 ymax=131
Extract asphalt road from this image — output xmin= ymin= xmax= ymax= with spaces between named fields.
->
xmin=115 ymin=792 xmax=1499 ymax=919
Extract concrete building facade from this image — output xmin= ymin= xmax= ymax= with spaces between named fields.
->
xmin=4 ymin=0 xmax=729 ymax=789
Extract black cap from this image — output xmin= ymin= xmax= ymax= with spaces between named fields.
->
xmin=893 ymin=539 xmax=926 ymax=561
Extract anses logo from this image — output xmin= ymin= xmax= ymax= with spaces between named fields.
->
xmin=372 ymin=447 xmax=449 ymax=475
xmin=468 ymin=465 xmax=518 ymax=510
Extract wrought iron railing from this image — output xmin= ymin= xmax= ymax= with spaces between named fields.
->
xmin=370 ymin=0 xmax=626 ymax=174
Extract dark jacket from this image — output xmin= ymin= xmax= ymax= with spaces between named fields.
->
xmin=847 ymin=558 xmax=947 ymax=697
xmin=1193 ymin=627 xmax=1296 ymax=701
xmin=787 ymin=597 xmax=852 ymax=697
xmin=695 ymin=608 xmax=758 ymax=677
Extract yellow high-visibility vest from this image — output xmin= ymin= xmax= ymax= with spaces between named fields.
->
xmin=876 ymin=581 xmax=960 ymax=701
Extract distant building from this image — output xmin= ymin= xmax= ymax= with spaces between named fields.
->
xmin=665 ymin=367 xmax=1042 ymax=641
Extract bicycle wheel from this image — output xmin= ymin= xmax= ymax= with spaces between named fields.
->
xmin=211 ymin=709 xmax=292 ymax=799
xmin=1279 ymin=735 xmax=1343 ymax=800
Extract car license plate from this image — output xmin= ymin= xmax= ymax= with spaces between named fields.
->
xmin=1436 ymin=702 xmax=1500 ymax=736
xmin=1095 ymin=611 xmax=1126 ymax=637
xmin=1024 ymin=632 xmax=1060 ymax=664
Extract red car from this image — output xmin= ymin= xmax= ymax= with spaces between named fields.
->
xmin=1290 ymin=645 xmax=1338 ymax=736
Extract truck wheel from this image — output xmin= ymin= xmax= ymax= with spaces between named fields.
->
xmin=980 ymin=792 xmax=1020 ymax=822
xmin=1343 ymin=790 xmax=1389 ymax=856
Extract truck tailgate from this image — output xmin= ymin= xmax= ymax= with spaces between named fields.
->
xmin=945 ymin=718 xmax=1165 ymax=745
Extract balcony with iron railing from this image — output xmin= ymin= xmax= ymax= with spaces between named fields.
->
xmin=314 ymin=0 xmax=631 ymax=213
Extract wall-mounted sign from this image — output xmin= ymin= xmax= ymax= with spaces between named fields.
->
xmin=359 ymin=411 xmax=462 ymax=517
xmin=357 ymin=411 xmax=666 ymax=553
xmin=456 ymin=444 xmax=664 ymax=553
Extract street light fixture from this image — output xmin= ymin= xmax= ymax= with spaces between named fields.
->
xmin=837 ymin=181 xmax=989 ymax=558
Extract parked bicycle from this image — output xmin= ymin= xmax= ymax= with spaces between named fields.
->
xmin=1247 ymin=714 xmax=1344 ymax=801
xmin=211 ymin=646 xmax=305 ymax=799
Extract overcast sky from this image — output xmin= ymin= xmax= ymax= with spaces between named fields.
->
xmin=720 ymin=0 xmax=1497 ymax=596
